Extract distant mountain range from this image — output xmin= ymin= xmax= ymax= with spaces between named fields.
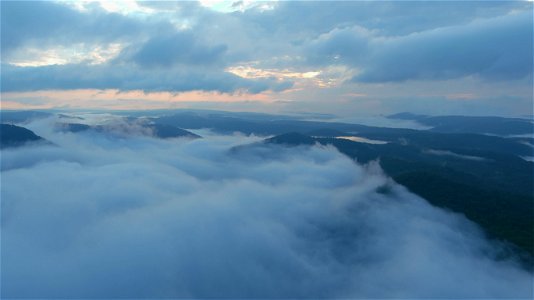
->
xmin=154 ymin=111 xmax=533 ymax=157
xmin=388 ymin=112 xmax=534 ymax=135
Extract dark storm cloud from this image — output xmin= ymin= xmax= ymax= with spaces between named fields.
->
xmin=0 ymin=116 xmax=532 ymax=298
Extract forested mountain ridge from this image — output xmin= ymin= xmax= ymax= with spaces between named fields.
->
xmin=0 ymin=124 xmax=46 ymax=148
xmin=261 ymin=132 xmax=533 ymax=268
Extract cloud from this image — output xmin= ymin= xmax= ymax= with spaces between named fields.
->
xmin=3 ymin=1 xmax=531 ymax=66
xmin=0 ymin=1 xmax=162 ymax=58
xmin=0 ymin=1 xmax=531 ymax=115
xmin=238 ymin=1 xmax=528 ymax=38
xmin=0 ymin=1 xmax=293 ymax=94
xmin=1 ymin=116 xmax=532 ymax=298
xmin=0 ymin=2 xmax=240 ymax=93
xmin=128 ymin=32 xmax=228 ymax=67
xmin=306 ymin=26 xmax=373 ymax=67
xmin=0 ymin=63 xmax=291 ymax=94
xmin=358 ymin=11 xmax=533 ymax=82
xmin=308 ymin=11 xmax=533 ymax=83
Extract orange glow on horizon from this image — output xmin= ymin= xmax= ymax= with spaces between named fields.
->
xmin=1 ymin=89 xmax=275 ymax=110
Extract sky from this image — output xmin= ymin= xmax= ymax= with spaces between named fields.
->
xmin=1 ymin=0 xmax=533 ymax=117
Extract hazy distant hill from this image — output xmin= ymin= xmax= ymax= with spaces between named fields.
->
xmin=389 ymin=112 xmax=534 ymax=136
xmin=156 ymin=111 xmax=533 ymax=157
xmin=0 ymin=124 xmax=46 ymax=148
xmin=0 ymin=111 xmax=52 ymax=124
xmin=56 ymin=122 xmax=201 ymax=139
xmin=265 ymin=132 xmax=316 ymax=146
xmin=150 ymin=123 xmax=201 ymax=139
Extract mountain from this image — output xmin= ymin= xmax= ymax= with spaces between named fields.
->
xmin=56 ymin=122 xmax=201 ymax=139
xmin=150 ymin=123 xmax=201 ymax=139
xmin=305 ymin=128 xmax=349 ymax=137
xmin=0 ymin=110 xmax=52 ymax=124
xmin=389 ymin=113 xmax=534 ymax=136
xmin=387 ymin=112 xmax=427 ymax=121
xmin=57 ymin=123 xmax=91 ymax=132
xmin=0 ymin=124 xmax=46 ymax=148
xmin=155 ymin=111 xmax=532 ymax=157
xmin=4 ymin=110 xmax=532 ymax=266
xmin=265 ymin=132 xmax=316 ymax=146
xmin=263 ymin=132 xmax=534 ymax=268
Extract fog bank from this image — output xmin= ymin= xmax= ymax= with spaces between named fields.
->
xmin=1 ymin=119 xmax=532 ymax=298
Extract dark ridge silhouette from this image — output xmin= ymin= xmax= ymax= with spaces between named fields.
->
xmin=264 ymin=132 xmax=316 ymax=146
xmin=150 ymin=123 xmax=201 ymax=139
xmin=306 ymin=128 xmax=349 ymax=137
xmin=0 ymin=124 xmax=46 ymax=148
xmin=56 ymin=122 xmax=201 ymax=139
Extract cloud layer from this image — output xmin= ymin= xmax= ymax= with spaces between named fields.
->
xmin=0 ymin=1 xmax=293 ymax=94
xmin=0 ymin=1 xmax=532 ymax=115
xmin=0 ymin=63 xmax=290 ymax=93
xmin=1 ymin=117 xmax=532 ymax=298
xmin=2 ymin=1 xmax=531 ymax=87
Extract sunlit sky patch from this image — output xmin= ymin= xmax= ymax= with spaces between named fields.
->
xmin=1 ymin=0 xmax=532 ymax=117
xmin=60 ymin=0 xmax=153 ymax=15
xmin=7 ymin=43 xmax=123 ymax=67
xmin=199 ymin=0 xmax=277 ymax=12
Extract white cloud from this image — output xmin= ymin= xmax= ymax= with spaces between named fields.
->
xmin=1 ymin=117 xmax=532 ymax=298
xmin=6 ymin=43 xmax=123 ymax=67
xmin=199 ymin=0 xmax=277 ymax=13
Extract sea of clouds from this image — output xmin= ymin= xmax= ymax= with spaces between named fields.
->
xmin=1 ymin=117 xmax=532 ymax=298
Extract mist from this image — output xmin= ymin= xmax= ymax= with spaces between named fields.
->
xmin=1 ymin=117 xmax=532 ymax=298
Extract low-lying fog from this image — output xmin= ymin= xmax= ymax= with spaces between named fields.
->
xmin=1 ymin=116 xmax=532 ymax=298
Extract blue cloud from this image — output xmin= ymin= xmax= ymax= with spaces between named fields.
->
xmin=0 ymin=1 xmax=295 ymax=94
xmin=239 ymin=1 xmax=529 ymax=37
xmin=123 ymin=32 xmax=228 ymax=67
xmin=357 ymin=11 xmax=533 ymax=82
xmin=306 ymin=26 xmax=372 ymax=67
xmin=306 ymin=11 xmax=532 ymax=83
xmin=0 ymin=63 xmax=292 ymax=94
xmin=0 ymin=0 xmax=530 ymax=101
xmin=0 ymin=1 xmax=168 ymax=58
